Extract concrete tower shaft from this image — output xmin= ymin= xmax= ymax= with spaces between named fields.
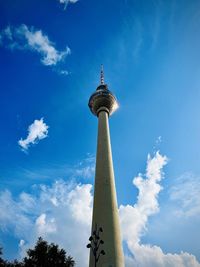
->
xmin=88 ymin=69 xmax=124 ymax=267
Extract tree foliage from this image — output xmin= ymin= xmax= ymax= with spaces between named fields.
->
xmin=0 ymin=247 xmax=5 ymax=267
xmin=0 ymin=238 xmax=75 ymax=267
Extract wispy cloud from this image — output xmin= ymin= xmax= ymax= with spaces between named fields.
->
xmin=132 ymin=18 xmax=143 ymax=59
xmin=59 ymin=0 xmax=78 ymax=10
xmin=149 ymin=0 xmax=162 ymax=51
xmin=0 ymin=24 xmax=71 ymax=68
xmin=153 ymin=136 xmax=162 ymax=153
xmin=73 ymin=155 xmax=95 ymax=179
xmin=18 ymin=118 xmax=49 ymax=152
xmin=169 ymin=172 xmax=200 ymax=217
xmin=59 ymin=69 xmax=69 ymax=76
xmin=130 ymin=1 xmax=162 ymax=59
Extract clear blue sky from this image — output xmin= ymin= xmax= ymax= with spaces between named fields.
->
xmin=0 ymin=1 xmax=200 ymax=266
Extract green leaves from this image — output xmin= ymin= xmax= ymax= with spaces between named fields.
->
xmin=0 ymin=238 xmax=75 ymax=267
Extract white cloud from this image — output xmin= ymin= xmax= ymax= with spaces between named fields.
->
xmin=125 ymin=245 xmax=200 ymax=267
xmin=60 ymin=0 xmax=78 ymax=3
xmin=75 ymin=165 xmax=95 ymax=179
xmin=120 ymin=151 xmax=168 ymax=247
xmin=120 ymin=152 xmax=200 ymax=267
xmin=0 ymin=24 xmax=71 ymax=66
xmin=18 ymin=118 xmax=49 ymax=152
xmin=19 ymin=240 xmax=25 ymax=248
xmin=59 ymin=0 xmax=78 ymax=9
xmin=4 ymin=26 xmax=13 ymax=40
xmin=0 ymin=180 xmax=92 ymax=266
xmin=36 ymin=213 xmax=57 ymax=235
xmin=59 ymin=70 xmax=69 ymax=76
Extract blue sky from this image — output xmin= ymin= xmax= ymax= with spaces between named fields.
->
xmin=0 ymin=0 xmax=200 ymax=266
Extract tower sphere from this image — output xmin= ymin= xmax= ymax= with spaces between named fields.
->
xmin=88 ymin=83 xmax=119 ymax=117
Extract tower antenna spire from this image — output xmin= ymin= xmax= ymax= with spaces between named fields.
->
xmin=100 ymin=64 xmax=105 ymax=85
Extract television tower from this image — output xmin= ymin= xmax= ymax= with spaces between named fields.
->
xmin=88 ymin=66 xmax=124 ymax=267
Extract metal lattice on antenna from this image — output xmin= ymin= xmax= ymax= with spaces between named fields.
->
xmin=100 ymin=65 xmax=104 ymax=85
